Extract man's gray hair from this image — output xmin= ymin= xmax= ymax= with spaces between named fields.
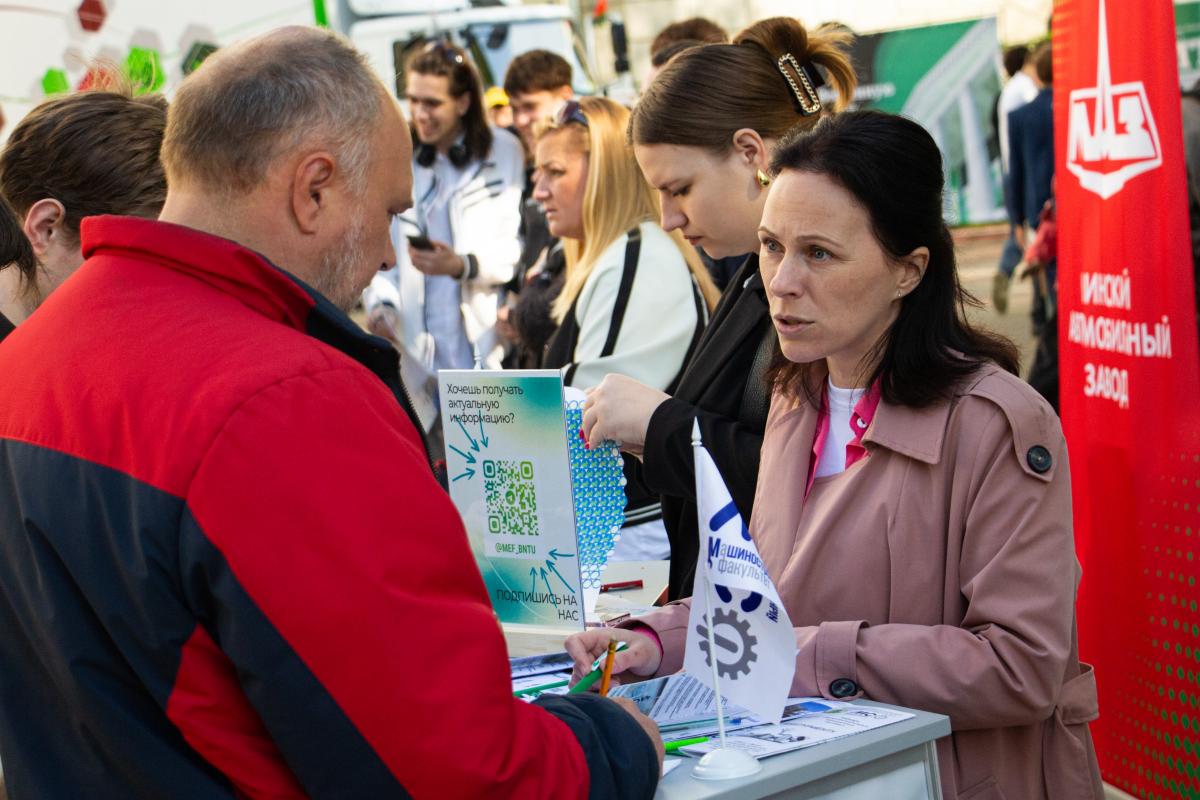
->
xmin=162 ymin=27 xmax=383 ymax=195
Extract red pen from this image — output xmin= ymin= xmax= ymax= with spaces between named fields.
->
xmin=599 ymin=579 xmax=644 ymax=593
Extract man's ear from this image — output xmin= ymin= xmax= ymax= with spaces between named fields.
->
xmin=455 ymin=92 xmax=471 ymax=119
xmin=22 ymin=198 xmax=66 ymax=260
xmin=290 ymin=152 xmax=337 ymax=235
xmin=896 ymin=246 xmax=930 ymax=297
xmin=730 ymin=128 xmax=771 ymax=171
xmin=556 ymin=85 xmax=573 ymax=102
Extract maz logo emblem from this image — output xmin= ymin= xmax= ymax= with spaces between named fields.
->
xmin=1066 ymin=0 xmax=1163 ymax=199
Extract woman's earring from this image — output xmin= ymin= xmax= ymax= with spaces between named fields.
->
xmin=756 ymin=169 xmax=772 ymax=187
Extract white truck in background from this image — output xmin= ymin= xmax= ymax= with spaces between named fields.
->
xmin=332 ymin=0 xmax=622 ymax=100
xmin=0 ymin=0 xmax=632 ymax=142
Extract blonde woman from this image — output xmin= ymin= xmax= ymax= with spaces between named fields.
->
xmin=534 ymin=97 xmax=720 ymax=560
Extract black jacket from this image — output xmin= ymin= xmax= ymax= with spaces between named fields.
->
xmin=0 ymin=312 xmax=14 ymax=344
xmin=642 ymin=254 xmax=774 ymax=599
xmin=1007 ymin=89 xmax=1055 ymax=230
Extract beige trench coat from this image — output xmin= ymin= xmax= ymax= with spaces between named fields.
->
xmin=632 ymin=364 xmax=1103 ymax=799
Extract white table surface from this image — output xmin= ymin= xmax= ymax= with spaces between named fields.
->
xmin=502 ymin=561 xmax=950 ymax=799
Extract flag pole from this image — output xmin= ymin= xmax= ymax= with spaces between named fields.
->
xmin=693 ymin=420 xmax=730 ymax=750
xmin=690 ymin=419 xmax=761 ymax=780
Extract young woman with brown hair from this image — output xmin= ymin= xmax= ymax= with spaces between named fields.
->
xmin=580 ymin=17 xmax=856 ymax=596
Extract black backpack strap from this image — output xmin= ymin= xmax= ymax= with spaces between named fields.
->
xmin=543 ymin=301 xmax=580 ymax=380
xmin=599 ymin=228 xmax=642 ymax=357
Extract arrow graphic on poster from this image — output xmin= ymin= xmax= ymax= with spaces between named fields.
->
xmin=546 ymin=561 xmax=575 ymax=593
xmin=540 ymin=568 xmax=558 ymax=607
xmin=479 ymin=418 xmax=490 ymax=448
xmin=448 ymin=444 xmax=476 ymax=465
xmin=530 ymin=567 xmax=538 ymax=594
xmin=455 ymin=418 xmax=480 ymax=452
xmin=452 ymin=468 xmax=475 ymax=482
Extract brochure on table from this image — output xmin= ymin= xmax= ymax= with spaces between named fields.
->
xmin=438 ymin=369 xmax=625 ymax=632
xmin=508 ymin=659 xmax=914 ymax=762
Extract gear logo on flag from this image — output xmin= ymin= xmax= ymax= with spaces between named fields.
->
xmin=696 ymin=607 xmax=758 ymax=679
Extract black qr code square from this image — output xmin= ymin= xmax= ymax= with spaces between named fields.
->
xmin=483 ymin=460 xmax=539 ymax=536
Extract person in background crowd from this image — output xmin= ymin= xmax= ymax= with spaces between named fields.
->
xmin=0 ymin=197 xmax=36 ymax=342
xmin=1007 ymin=41 xmax=1055 ymax=336
xmin=362 ymin=40 xmax=524 ymax=451
xmin=0 ymin=27 xmax=662 ymax=799
xmin=645 ymin=16 xmax=728 ymax=87
xmin=534 ymin=96 xmax=720 ymax=560
xmin=649 ymin=16 xmax=728 ymax=64
xmin=0 ymin=86 xmax=166 ymax=340
xmin=498 ymin=49 xmax=575 ymax=367
xmin=568 ymin=110 xmax=1102 ymax=800
xmin=1023 ymin=186 xmax=1060 ymax=410
xmin=582 ymin=16 xmax=855 ymax=598
xmin=505 ymin=49 xmax=575 ymax=157
xmin=992 ymin=44 xmax=1039 ymax=314
xmin=484 ymin=85 xmax=513 ymax=130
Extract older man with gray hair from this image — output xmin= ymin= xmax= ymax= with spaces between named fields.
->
xmin=0 ymin=26 xmax=661 ymax=800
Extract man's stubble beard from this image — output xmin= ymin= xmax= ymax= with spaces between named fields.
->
xmin=313 ymin=209 xmax=370 ymax=313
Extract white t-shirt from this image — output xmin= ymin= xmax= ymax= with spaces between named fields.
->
xmin=814 ymin=379 xmax=866 ymax=479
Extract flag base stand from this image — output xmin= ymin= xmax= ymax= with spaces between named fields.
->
xmin=691 ymin=748 xmax=762 ymax=781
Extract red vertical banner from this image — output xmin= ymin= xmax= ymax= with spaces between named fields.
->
xmin=1055 ymin=0 xmax=1200 ymax=796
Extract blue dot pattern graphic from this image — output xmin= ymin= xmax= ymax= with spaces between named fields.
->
xmin=564 ymin=399 xmax=627 ymax=592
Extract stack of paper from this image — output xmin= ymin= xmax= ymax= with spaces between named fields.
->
xmin=510 ymin=657 xmax=914 ymax=763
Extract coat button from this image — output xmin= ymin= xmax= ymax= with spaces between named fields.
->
xmin=829 ymin=678 xmax=859 ymax=698
xmin=1026 ymin=445 xmax=1053 ymax=474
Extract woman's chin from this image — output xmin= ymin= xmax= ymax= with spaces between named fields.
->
xmin=778 ymin=342 xmax=823 ymax=366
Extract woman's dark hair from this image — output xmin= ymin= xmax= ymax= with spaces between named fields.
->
xmin=766 ymin=110 xmax=1020 ymax=408
xmin=0 ymin=197 xmax=36 ymax=279
xmin=1003 ymin=44 xmax=1030 ymax=78
xmin=406 ymin=40 xmax=493 ymax=163
xmin=630 ymin=17 xmax=857 ymax=152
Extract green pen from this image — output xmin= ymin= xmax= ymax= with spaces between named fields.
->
xmin=513 ymin=678 xmax=570 ymax=697
xmin=568 ymin=641 xmax=629 ymax=694
xmin=664 ymin=736 xmax=710 ymax=753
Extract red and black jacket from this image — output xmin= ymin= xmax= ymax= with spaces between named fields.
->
xmin=0 ymin=216 xmax=657 ymax=799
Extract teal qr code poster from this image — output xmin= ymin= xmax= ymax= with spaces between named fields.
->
xmin=438 ymin=369 xmax=584 ymax=631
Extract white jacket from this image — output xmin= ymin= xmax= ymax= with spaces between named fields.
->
xmin=564 ymin=222 xmax=705 ymax=391
xmin=362 ymin=126 xmax=525 ymax=430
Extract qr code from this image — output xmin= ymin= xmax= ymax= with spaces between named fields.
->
xmin=483 ymin=460 xmax=539 ymax=536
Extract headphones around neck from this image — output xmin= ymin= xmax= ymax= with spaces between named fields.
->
xmin=416 ymin=141 xmax=470 ymax=168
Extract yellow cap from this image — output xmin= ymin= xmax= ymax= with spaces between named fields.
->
xmin=484 ymin=86 xmax=509 ymax=108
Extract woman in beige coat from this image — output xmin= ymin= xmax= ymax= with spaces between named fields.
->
xmin=566 ymin=111 xmax=1103 ymax=799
